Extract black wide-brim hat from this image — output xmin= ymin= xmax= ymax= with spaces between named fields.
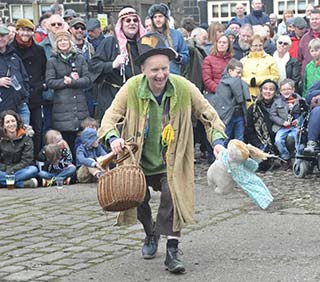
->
xmin=259 ymin=79 xmax=279 ymax=91
xmin=135 ymin=32 xmax=176 ymax=66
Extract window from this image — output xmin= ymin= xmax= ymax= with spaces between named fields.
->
xmin=23 ymin=6 xmax=33 ymax=20
xmin=9 ymin=4 xmax=53 ymax=23
xmin=297 ymin=1 xmax=305 ymax=14
xmin=212 ymin=5 xmax=219 ymax=18
xmin=221 ymin=4 xmax=229 ymax=18
xmin=208 ymin=1 xmax=249 ymax=24
xmin=275 ymin=0 xmax=319 ymax=17
xmin=40 ymin=5 xmax=51 ymax=15
xmin=10 ymin=5 xmax=33 ymax=22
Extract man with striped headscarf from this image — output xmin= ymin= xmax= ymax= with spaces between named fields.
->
xmin=89 ymin=6 xmax=146 ymax=120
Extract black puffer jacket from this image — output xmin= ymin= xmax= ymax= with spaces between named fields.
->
xmin=46 ymin=52 xmax=91 ymax=132
xmin=0 ymin=129 xmax=34 ymax=173
xmin=11 ymin=37 xmax=47 ymax=109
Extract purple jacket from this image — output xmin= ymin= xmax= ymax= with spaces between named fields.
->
xmin=298 ymin=30 xmax=319 ymax=79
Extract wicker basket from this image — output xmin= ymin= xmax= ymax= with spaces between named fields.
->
xmin=97 ymin=143 xmax=146 ymax=212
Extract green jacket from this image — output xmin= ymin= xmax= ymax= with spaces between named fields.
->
xmin=0 ymin=129 xmax=34 ymax=173
xmin=303 ymin=60 xmax=320 ymax=97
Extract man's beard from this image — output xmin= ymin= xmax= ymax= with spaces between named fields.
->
xmin=239 ymin=40 xmax=250 ymax=50
xmin=156 ymin=22 xmax=167 ymax=32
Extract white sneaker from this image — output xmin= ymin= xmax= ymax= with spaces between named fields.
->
xmin=24 ymin=178 xmax=38 ymax=188
xmin=304 ymin=141 xmax=317 ymax=154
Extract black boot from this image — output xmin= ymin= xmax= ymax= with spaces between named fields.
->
xmin=142 ymin=234 xmax=159 ymax=259
xmin=164 ymin=240 xmax=186 ymax=274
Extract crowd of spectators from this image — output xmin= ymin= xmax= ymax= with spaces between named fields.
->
xmin=0 ymin=0 xmax=320 ymax=187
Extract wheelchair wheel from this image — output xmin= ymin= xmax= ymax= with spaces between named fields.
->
xmin=293 ymin=159 xmax=308 ymax=178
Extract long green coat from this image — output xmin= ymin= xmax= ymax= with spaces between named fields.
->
xmin=98 ymin=74 xmax=226 ymax=232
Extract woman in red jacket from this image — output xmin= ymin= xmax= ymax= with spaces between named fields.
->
xmin=201 ymin=34 xmax=233 ymax=163
xmin=202 ymin=34 xmax=233 ymax=94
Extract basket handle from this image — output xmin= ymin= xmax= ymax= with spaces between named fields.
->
xmin=114 ymin=143 xmax=138 ymax=164
xmin=98 ymin=141 xmax=138 ymax=169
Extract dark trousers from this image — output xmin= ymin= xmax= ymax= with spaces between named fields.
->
xmin=30 ymin=106 xmax=43 ymax=157
xmin=42 ymin=104 xmax=52 ymax=133
xmin=61 ymin=131 xmax=77 ymax=160
xmin=138 ymin=174 xmax=180 ymax=237
xmin=308 ymin=106 xmax=320 ymax=141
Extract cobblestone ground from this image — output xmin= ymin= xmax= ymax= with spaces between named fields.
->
xmin=0 ymin=148 xmax=319 ymax=282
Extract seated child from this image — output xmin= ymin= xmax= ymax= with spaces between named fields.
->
xmin=213 ymin=58 xmax=251 ymax=146
xmin=270 ymin=78 xmax=303 ymax=169
xmin=74 ymin=117 xmax=100 ymax=153
xmin=76 ymin=127 xmax=107 ymax=183
xmin=38 ymin=129 xmax=76 ymax=187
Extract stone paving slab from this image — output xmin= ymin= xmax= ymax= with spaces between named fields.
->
xmin=0 ymin=153 xmax=319 ymax=281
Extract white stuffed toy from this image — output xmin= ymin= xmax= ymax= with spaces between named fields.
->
xmin=207 ymin=139 xmax=274 ymax=209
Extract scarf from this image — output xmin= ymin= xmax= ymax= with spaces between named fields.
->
xmin=35 ymin=26 xmax=48 ymax=35
xmin=114 ymin=9 xmax=146 ymax=56
xmin=273 ymin=51 xmax=290 ymax=82
xmin=313 ymin=31 xmax=320 ymax=38
xmin=252 ymin=100 xmax=275 ymax=153
xmin=114 ymin=8 xmax=146 ymax=83
xmin=15 ymin=34 xmax=32 ymax=48
xmin=60 ymin=53 xmax=73 ymax=60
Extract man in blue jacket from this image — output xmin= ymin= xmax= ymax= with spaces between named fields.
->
xmin=244 ymin=0 xmax=270 ymax=26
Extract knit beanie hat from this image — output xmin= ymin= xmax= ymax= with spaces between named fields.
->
xmin=226 ymin=18 xmax=242 ymax=29
xmin=81 ymin=128 xmax=98 ymax=147
xmin=16 ymin=18 xmax=35 ymax=31
xmin=224 ymin=29 xmax=237 ymax=39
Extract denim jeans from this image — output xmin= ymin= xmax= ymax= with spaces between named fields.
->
xmin=38 ymin=165 xmax=76 ymax=181
xmin=17 ymin=103 xmax=30 ymax=125
xmin=225 ymin=115 xmax=245 ymax=146
xmin=308 ymin=106 xmax=320 ymax=141
xmin=274 ymin=127 xmax=298 ymax=160
xmin=0 ymin=165 xmax=38 ymax=188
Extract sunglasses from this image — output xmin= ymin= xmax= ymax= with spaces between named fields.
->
xmin=278 ymin=41 xmax=289 ymax=46
xmin=51 ymin=22 xmax=63 ymax=27
xmin=73 ymin=25 xmax=86 ymax=31
xmin=124 ymin=18 xmax=139 ymax=23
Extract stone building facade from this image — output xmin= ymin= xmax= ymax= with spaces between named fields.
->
xmin=0 ymin=0 xmax=199 ymax=27
xmin=0 ymin=0 xmax=319 ymax=27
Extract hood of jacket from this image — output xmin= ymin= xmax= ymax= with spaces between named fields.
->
xmin=81 ymin=128 xmax=98 ymax=147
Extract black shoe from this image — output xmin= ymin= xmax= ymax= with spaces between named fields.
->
xmin=164 ymin=247 xmax=186 ymax=274
xmin=142 ymin=234 xmax=159 ymax=259
xmin=281 ymin=159 xmax=292 ymax=171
